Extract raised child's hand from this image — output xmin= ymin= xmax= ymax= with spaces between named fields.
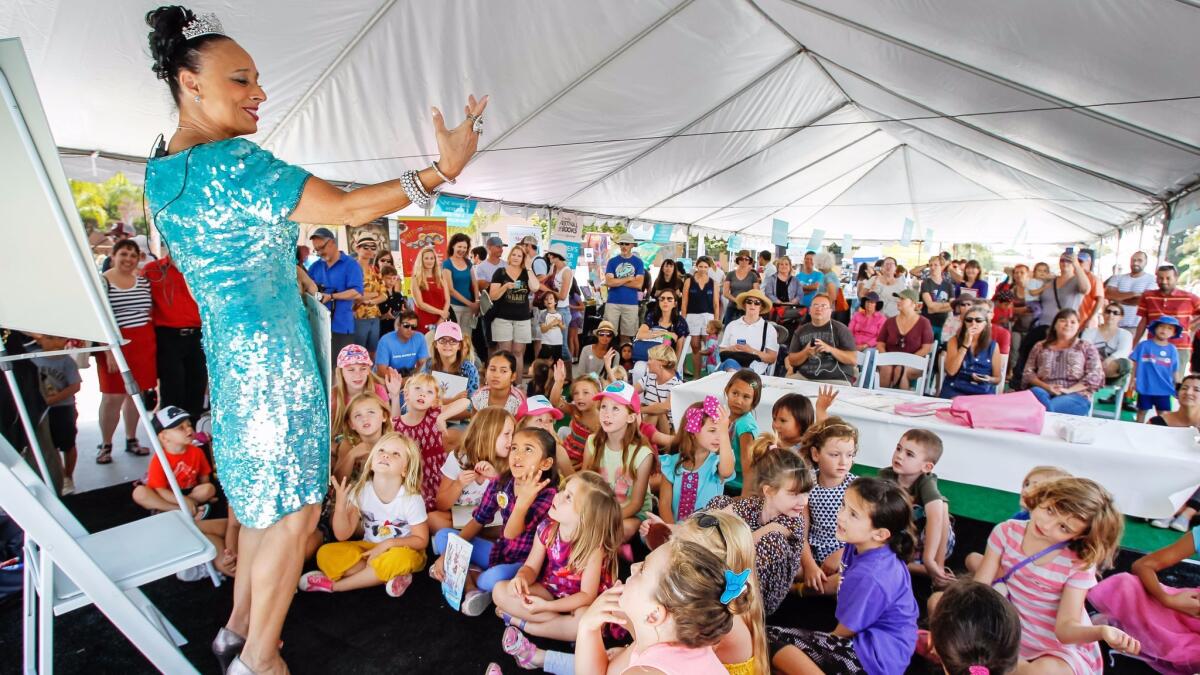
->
xmin=816 ymin=385 xmax=838 ymax=416
xmin=553 ymin=359 xmax=567 ymax=383
xmin=514 ymin=473 xmax=550 ymax=507
xmin=474 ymin=461 xmax=498 ymax=481
xmin=331 ymin=475 xmax=352 ymax=503
xmin=385 ymin=368 xmax=404 ymax=398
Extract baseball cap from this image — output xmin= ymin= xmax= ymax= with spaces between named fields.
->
xmin=336 ymin=344 xmax=372 ymax=369
xmin=615 ymin=233 xmax=636 ymax=245
xmin=152 ymin=406 xmax=191 ymax=433
xmin=517 ymin=395 xmax=564 ymax=421
xmin=893 ymin=288 xmax=920 ymax=303
xmin=108 ymin=221 xmax=134 ymax=236
xmin=309 ymin=227 xmax=337 ymax=241
xmin=434 ymin=321 xmax=463 ymax=342
xmin=593 ymin=380 xmax=640 ymax=413
xmin=485 ymin=236 xmax=506 ymax=247
xmin=519 ymin=235 xmax=540 ymax=248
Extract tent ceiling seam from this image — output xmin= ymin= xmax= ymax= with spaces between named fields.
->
xmin=627 ymin=101 xmax=850 ymax=219
xmin=853 ymin=102 xmax=1138 ymax=222
xmin=260 ymin=0 xmax=398 ymax=147
xmin=901 ymin=145 xmax=921 ymax=232
xmin=469 ymin=0 xmax=696 ymax=164
xmin=736 ymin=146 xmax=899 ymax=235
xmin=903 ymin=145 xmax=1116 ymax=233
xmin=774 ymin=0 xmax=1200 ymax=156
xmin=692 ymin=128 xmax=883 ymax=225
xmin=552 ymin=47 xmax=803 ymax=206
xmin=816 ymin=54 xmax=1157 ymax=198
xmin=742 ymin=0 xmax=857 ymax=106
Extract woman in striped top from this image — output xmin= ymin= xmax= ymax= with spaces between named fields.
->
xmin=96 ymin=238 xmax=157 ymax=464
xmin=973 ymin=477 xmax=1141 ymax=674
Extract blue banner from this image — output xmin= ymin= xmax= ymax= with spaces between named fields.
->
xmin=772 ymin=218 xmax=789 ymax=247
xmin=900 ymin=218 xmax=914 ymax=246
xmin=652 ymin=223 xmax=674 ymax=244
xmin=806 ymin=228 xmax=825 ymax=253
xmin=433 ymin=194 xmax=477 ymax=230
xmin=727 ymin=234 xmax=742 ymax=252
xmin=549 ymin=239 xmax=583 ymax=268
xmin=842 ymin=234 xmax=853 ymax=255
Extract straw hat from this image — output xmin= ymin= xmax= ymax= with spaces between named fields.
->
xmin=735 ymin=288 xmax=773 ymax=312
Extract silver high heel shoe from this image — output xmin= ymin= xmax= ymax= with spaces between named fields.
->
xmin=212 ymin=628 xmax=246 ymax=673
xmin=226 ymin=655 xmax=255 ymax=675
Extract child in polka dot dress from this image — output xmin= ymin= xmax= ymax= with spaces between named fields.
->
xmin=800 ymin=417 xmax=860 ymax=595
xmin=393 ymin=373 xmax=469 ymax=511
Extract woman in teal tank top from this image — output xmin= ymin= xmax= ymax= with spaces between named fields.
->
xmin=143 ymin=7 xmax=487 ymax=672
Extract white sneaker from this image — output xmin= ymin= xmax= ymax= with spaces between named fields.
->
xmin=60 ymin=477 xmax=75 ymax=496
xmin=176 ymin=564 xmax=208 ymax=582
xmin=1171 ymin=514 xmax=1192 ymax=532
xmin=461 ymin=589 xmax=492 ymax=616
xmin=1150 ymin=517 xmax=1173 ymax=529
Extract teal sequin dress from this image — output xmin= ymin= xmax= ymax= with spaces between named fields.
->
xmin=146 ymin=138 xmax=328 ymax=528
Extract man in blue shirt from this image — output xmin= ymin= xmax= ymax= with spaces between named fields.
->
xmin=796 ymin=250 xmax=824 ymax=308
xmin=603 ymin=233 xmax=645 ymax=340
xmin=307 ymin=227 xmax=363 ymax=366
xmin=374 ymin=311 xmax=430 ymax=375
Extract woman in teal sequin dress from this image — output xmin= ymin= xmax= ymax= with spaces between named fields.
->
xmin=143 ymin=7 xmax=487 ymax=673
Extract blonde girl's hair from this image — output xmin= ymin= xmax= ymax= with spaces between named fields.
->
xmin=583 ymin=398 xmax=644 ymax=478
xmin=748 ymin=433 xmax=814 ymax=496
xmin=606 ymin=366 xmax=629 ymax=386
xmin=349 ymin=433 xmax=422 ymax=505
xmin=412 ymin=245 xmax=438 ymax=291
xmin=403 ymin=371 xmax=441 ymax=402
xmin=1024 ymin=465 xmax=1070 ymax=485
xmin=801 ymin=416 xmax=859 ymax=459
xmin=676 ymin=511 xmax=769 ymax=674
xmin=337 ymin=392 xmax=390 ymax=447
xmin=706 ymin=319 xmax=723 ymax=336
xmin=557 ymin=471 xmax=622 ymax=582
xmin=331 ymin=366 xmax=386 ymax=438
xmin=1024 ymin=477 xmax=1123 ymax=570
xmin=647 ymin=343 xmax=678 ymax=369
xmin=655 ymin=539 xmax=737 ymax=649
xmin=456 ymin=406 xmax=514 ymax=476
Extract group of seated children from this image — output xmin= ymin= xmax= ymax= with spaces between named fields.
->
xmin=129 ymin=336 xmax=1198 ymax=674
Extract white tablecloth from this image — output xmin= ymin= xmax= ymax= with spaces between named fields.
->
xmin=672 ymin=372 xmax=1200 ymax=519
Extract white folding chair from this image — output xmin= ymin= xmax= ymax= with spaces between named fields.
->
xmin=996 ymin=354 xmax=1009 ymax=394
xmin=1091 ymin=368 xmax=1130 ymax=420
xmin=869 ymin=351 xmax=931 ymax=395
xmin=855 ymin=349 xmax=876 ymax=388
xmin=0 ymin=435 xmax=213 ymax=674
xmin=676 ymin=336 xmax=692 ymax=378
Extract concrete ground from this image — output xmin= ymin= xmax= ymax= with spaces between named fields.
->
xmin=63 ymin=362 xmax=155 ymax=494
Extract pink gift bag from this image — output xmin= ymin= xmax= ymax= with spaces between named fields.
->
xmin=934 ymin=390 xmax=1045 ymax=434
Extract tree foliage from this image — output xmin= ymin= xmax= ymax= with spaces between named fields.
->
xmin=69 ymin=173 xmax=146 ymax=234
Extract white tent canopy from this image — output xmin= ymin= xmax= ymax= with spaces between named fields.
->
xmin=4 ymin=0 xmax=1199 ymax=244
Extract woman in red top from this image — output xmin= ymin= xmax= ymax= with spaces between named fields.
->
xmin=412 ymin=246 xmax=449 ymax=333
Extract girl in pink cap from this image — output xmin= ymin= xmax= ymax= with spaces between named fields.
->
xmin=582 ymin=381 xmax=655 ymax=547
xmin=331 ymin=344 xmax=399 ymax=441
xmin=425 ymin=321 xmax=480 ymax=411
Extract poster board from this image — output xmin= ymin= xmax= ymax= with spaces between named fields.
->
xmin=395 ymin=216 xmax=448 ymax=287
xmin=440 ymin=532 xmax=474 ymax=610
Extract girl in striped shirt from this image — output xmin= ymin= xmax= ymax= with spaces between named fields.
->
xmin=974 ymin=477 xmax=1141 ymax=674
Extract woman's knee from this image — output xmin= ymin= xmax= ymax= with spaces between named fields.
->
xmin=273 ymin=503 xmax=321 ymax=536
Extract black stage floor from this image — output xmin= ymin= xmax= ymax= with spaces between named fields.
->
xmin=0 ymin=484 xmax=1180 ymax=674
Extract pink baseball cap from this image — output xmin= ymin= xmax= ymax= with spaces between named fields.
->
xmin=517 ymin=395 xmax=563 ymax=421
xmin=434 ymin=322 xmax=463 ymax=342
xmin=336 ymin=344 xmax=372 ymax=368
xmin=593 ymin=380 xmax=641 ymax=413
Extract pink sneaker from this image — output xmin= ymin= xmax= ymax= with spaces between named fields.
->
xmin=297 ymin=571 xmax=333 ymax=593
xmin=385 ymin=574 xmax=413 ymax=597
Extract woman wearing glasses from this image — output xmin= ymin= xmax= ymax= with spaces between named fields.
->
xmin=717 ymin=289 xmax=779 ymax=376
xmin=721 ymin=250 xmax=761 ymax=325
xmin=1081 ymin=302 xmax=1133 ymax=389
xmin=939 ymin=306 xmax=1002 ymax=398
xmin=352 ymin=235 xmax=387 ymax=356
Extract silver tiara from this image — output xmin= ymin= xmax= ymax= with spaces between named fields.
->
xmin=182 ymin=12 xmax=224 ymax=41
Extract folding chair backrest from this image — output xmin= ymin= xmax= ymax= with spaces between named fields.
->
xmin=0 ymin=435 xmax=86 ymax=538
xmin=870 ymin=351 xmax=929 ymax=393
xmin=997 ymin=353 xmax=1009 ymax=394
xmin=856 ymin=349 xmax=875 ymax=387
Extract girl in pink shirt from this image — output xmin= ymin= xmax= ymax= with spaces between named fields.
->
xmin=974 ymin=477 xmax=1141 ymax=674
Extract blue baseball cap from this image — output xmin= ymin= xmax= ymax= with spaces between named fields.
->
xmin=309 ymin=227 xmax=336 ymax=241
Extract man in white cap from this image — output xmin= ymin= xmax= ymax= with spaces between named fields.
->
xmin=603 ymin=233 xmax=645 ymax=341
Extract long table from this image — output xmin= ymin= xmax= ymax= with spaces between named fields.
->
xmin=672 ymin=372 xmax=1200 ymax=519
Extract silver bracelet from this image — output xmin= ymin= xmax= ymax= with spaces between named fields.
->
xmin=400 ymin=169 xmax=431 ymax=209
xmin=430 ymin=160 xmax=455 ymax=185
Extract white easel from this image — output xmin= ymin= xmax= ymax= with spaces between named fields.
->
xmin=0 ymin=37 xmax=213 ymax=674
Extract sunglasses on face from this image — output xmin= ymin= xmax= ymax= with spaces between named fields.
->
xmin=743 ymin=298 xmax=763 ymax=306
xmin=1105 ymin=308 xmax=1122 ymax=315
xmin=963 ymin=317 xmax=986 ymax=324
xmin=597 ymin=331 xmax=614 ymax=338
xmin=400 ymin=323 xmax=417 ymax=330
xmin=358 ymin=243 xmax=377 ymax=249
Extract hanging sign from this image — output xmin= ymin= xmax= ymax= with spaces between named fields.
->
xmin=806 ymin=228 xmax=825 ymax=253
xmin=924 ymin=227 xmax=934 ymax=243
xmin=652 ymin=223 xmax=674 ymax=244
xmin=727 ymin=234 xmax=743 ymax=251
xmin=433 ymin=195 xmax=477 ymax=230
xmin=771 ymin=218 xmax=789 ymax=247
xmin=900 ymin=218 xmax=914 ymax=246
xmin=842 ymin=234 xmax=854 ymax=256
xmin=552 ymin=212 xmax=583 ymax=242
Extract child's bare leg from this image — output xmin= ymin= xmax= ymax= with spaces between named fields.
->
xmin=132 ymin=484 xmax=181 ymax=511
xmin=190 ymin=482 xmax=217 ymax=503
xmin=964 ymin=552 xmax=983 ymax=574
xmin=200 ymin=519 xmax=235 ymax=575
xmin=330 ymin=560 xmax=383 ymax=592
xmin=522 ymin=606 xmax=586 ymax=642
xmin=62 ymin=446 xmax=77 ymax=480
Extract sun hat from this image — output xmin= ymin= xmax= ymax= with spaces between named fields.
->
xmin=594 ymin=320 xmax=617 ymax=337
xmin=1148 ymin=315 xmax=1183 ymax=340
xmin=336 ymin=344 xmax=372 ymax=369
xmin=593 ymin=380 xmax=640 ymax=413
xmin=615 ymin=233 xmax=636 ymax=245
xmin=434 ymin=322 xmax=463 ymax=342
xmin=863 ymin=291 xmax=883 ymax=310
xmin=516 ymin=395 xmax=564 ymax=421
xmin=735 ymin=288 xmax=773 ymax=312
xmin=546 ymin=243 xmax=569 ymax=261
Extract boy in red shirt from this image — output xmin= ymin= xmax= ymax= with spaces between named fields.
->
xmin=132 ymin=406 xmax=237 ymax=578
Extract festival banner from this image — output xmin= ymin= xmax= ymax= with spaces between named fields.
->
xmin=652 ymin=223 xmax=674 ymax=244
xmin=553 ymin=211 xmax=583 ymax=242
xmin=549 ymin=239 xmax=583 ymax=268
xmin=842 ymin=234 xmax=854 ymax=257
xmin=806 ymin=228 xmax=825 ymax=253
xmin=395 ymin=216 xmax=448 ymax=281
xmin=772 ymin=218 xmax=789 ymax=247
xmin=900 ymin=218 xmax=914 ymax=246
xmin=727 ymin=234 xmax=743 ymax=252
xmin=433 ymin=194 xmax=477 ymax=230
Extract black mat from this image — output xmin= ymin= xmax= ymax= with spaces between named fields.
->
xmin=0 ymin=484 xmax=1180 ymax=674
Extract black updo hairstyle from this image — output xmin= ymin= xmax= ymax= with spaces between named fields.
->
xmin=145 ymin=6 xmax=230 ymax=104
xmin=845 ymin=476 xmax=917 ymax=561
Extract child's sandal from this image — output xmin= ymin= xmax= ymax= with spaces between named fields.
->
xmin=495 ymin=609 xmax=526 ymax=631
xmin=125 ymin=438 xmax=150 ymax=456
xmin=501 ymin=626 xmax=539 ymax=670
xmin=96 ymin=443 xmax=113 ymax=464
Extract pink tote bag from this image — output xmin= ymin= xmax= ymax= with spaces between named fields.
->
xmin=934 ymin=390 xmax=1045 ymax=434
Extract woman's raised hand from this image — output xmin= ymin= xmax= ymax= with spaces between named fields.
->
xmin=432 ymin=95 xmax=489 ymax=180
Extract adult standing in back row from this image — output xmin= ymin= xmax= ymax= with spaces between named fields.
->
xmin=442 ymin=232 xmax=479 ymax=338
xmin=473 ymin=235 xmax=507 ymax=351
xmin=308 ymin=227 xmax=364 ymax=367
xmin=1012 ymin=250 xmax=1090 ymax=388
xmin=1105 ymin=251 xmax=1156 ymax=333
xmin=920 ymin=254 xmax=955 ymax=342
xmin=867 ymin=257 xmax=907 ymax=317
xmin=1135 ymin=264 xmax=1200 ymax=381
xmin=604 ymin=233 xmax=645 ymax=342
xmin=721 ymin=250 xmax=761 ymax=325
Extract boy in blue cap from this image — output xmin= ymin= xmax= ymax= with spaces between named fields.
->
xmin=1128 ymin=315 xmax=1182 ymax=422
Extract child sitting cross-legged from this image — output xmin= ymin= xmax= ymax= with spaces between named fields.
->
xmin=964 ymin=465 xmax=1070 ymax=574
xmin=429 ymin=406 xmax=513 ymax=535
xmin=492 ymin=471 xmax=622 ymax=657
xmin=299 ymin=433 xmax=428 ymax=597
xmin=799 ymin=417 xmax=859 ymax=596
xmin=132 ymin=406 xmax=236 ymax=578
xmin=878 ymin=428 xmax=955 ymax=587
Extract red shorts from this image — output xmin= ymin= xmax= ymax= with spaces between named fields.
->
xmin=97 ymin=323 xmax=158 ymax=394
